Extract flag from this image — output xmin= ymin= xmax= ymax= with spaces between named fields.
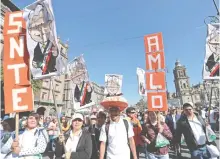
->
xmin=23 ymin=0 xmax=65 ymax=79
xmin=137 ymin=67 xmax=146 ymax=96
xmin=203 ymin=23 xmax=220 ymax=80
xmin=104 ymin=74 xmax=123 ymax=96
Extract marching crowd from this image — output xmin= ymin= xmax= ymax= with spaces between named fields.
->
xmin=0 ymin=102 xmax=219 ymax=159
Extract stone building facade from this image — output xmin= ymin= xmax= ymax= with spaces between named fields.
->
xmin=173 ymin=60 xmax=219 ymax=107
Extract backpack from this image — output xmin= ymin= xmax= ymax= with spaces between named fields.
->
xmin=105 ymin=119 xmax=129 ymax=146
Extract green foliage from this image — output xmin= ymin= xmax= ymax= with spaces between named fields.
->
xmin=0 ymin=66 xmax=42 ymax=93
xmin=31 ymin=79 xmax=42 ymax=93
xmin=0 ymin=66 xmax=3 ymax=81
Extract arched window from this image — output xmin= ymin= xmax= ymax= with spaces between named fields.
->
xmin=183 ymin=83 xmax=186 ymax=89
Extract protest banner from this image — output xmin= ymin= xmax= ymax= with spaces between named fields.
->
xmin=3 ymin=11 xmax=33 ymax=114
xmin=66 ymin=55 xmax=93 ymax=108
xmin=144 ymin=32 xmax=168 ymax=111
xmin=104 ymin=74 xmax=123 ymax=96
xmin=23 ymin=0 xmax=66 ymax=79
xmin=3 ymin=11 xmax=34 ymax=138
xmin=203 ymin=23 xmax=220 ymax=80
xmin=136 ymin=67 xmax=146 ymax=96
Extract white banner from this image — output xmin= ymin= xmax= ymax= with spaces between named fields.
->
xmin=104 ymin=74 xmax=123 ymax=96
xmin=137 ymin=67 xmax=146 ymax=96
xmin=23 ymin=0 xmax=65 ymax=79
xmin=67 ymin=55 xmax=92 ymax=107
xmin=203 ymin=23 xmax=220 ymax=80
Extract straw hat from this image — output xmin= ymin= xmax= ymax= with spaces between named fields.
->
xmin=100 ymin=96 xmax=128 ymax=111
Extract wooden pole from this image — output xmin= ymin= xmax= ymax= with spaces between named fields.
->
xmin=208 ymin=80 xmax=214 ymax=123
xmin=15 ymin=113 xmax=19 ymax=139
xmin=51 ymin=77 xmax=68 ymax=158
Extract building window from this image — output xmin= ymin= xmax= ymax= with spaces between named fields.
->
xmin=41 ymin=92 xmax=47 ymax=100
xmin=55 ymin=84 xmax=59 ymax=90
xmin=63 ymin=94 xmax=65 ymax=101
xmin=183 ymin=83 xmax=186 ymax=89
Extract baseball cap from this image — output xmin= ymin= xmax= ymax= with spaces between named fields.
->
xmin=72 ymin=113 xmax=84 ymax=121
xmin=171 ymin=106 xmax=176 ymax=110
xmin=183 ymin=102 xmax=194 ymax=109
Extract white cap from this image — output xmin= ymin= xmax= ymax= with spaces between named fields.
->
xmin=72 ymin=113 xmax=84 ymax=120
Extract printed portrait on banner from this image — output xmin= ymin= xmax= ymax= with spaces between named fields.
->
xmin=203 ymin=23 xmax=220 ymax=80
xmin=23 ymin=0 xmax=65 ymax=79
xmin=137 ymin=68 xmax=146 ymax=96
xmin=67 ymin=55 xmax=93 ymax=106
xmin=104 ymin=74 xmax=123 ymax=96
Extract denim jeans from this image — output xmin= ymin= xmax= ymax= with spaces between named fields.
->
xmin=190 ymin=146 xmax=211 ymax=159
xmin=147 ymin=152 xmax=169 ymax=159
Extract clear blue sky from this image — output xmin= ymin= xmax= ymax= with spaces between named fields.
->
xmin=14 ymin=0 xmax=217 ymax=105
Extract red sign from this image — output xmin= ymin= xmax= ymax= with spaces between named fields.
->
xmin=144 ymin=32 xmax=167 ymax=111
xmin=3 ymin=11 xmax=33 ymax=114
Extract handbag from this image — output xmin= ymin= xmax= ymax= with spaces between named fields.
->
xmin=206 ymin=144 xmax=220 ymax=158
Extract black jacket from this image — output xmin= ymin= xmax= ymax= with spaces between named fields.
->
xmin=55 ymin=129 xmax=92 ymax=159
xmin=175 ymin=113 xmax=216 ymax=151
xmin=88 ymin=125 xmax=101 ymax=159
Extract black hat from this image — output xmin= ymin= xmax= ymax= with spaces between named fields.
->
xmin=183 ymin=102 xmax=194 ymax=109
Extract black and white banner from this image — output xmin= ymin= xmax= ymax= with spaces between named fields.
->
xmin=137 ymin=67 xmax=146 ymax=96
xmin=67 ymin=55 xmax=93 ymax=108
xmin=203 ymin=23 xmax=220 ymax=80
xmin=104 ymin=74 xmax=123 ymax=96
xmin=23 ymin=0 xmax=65 ymax=79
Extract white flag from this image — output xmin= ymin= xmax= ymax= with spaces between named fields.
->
xmin=104 ymin=74 xmax=123 ymax=96
xmin=137 ymin=68 xmax=147 ymax=96
xmin=203 ymin=23 xmax=220 ymax=80
xmin=23 ymin=0 xmax=65 ymax=79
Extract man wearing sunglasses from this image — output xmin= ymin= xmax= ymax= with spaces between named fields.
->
xmin=126 ymin=107 xmax=142 ymax=159
xmin=99 ymin=106 xmax=137 ymax=159
xmin=175 ymin=102 xmax=217 ymax=159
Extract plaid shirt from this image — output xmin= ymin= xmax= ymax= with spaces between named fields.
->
xmin=140 ymin=122 xmax=173 ymax=155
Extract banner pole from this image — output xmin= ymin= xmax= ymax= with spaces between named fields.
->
xmin=15 ymin=113 xmax=19 ymax=139
xmin=51 ymin=77 xmax=68 ymax=158
xmin=208 ymin=80 xmax=214 ymax=123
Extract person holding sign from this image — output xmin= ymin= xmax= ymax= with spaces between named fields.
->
xmin=2 ymin=112 xmax=49 ymax=159
xmin=140 ymin=111 xmax=173 ymax=159
xmin=55 ymin=113 xmax=92 ymax=159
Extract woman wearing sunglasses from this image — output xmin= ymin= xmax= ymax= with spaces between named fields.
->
xmin=55 ymin=113 xmax=92 ymax=159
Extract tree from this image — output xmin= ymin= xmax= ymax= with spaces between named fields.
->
xmin=135 ymin=97 xmax=147 ymax=112
xmin=1 ymin=66 xmax=42 ymax=93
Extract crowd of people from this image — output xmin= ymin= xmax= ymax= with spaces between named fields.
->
xmin=0 ymin=102 xmax=219 ymax=159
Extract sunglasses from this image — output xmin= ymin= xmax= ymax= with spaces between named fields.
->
xmin=185 ymin=109 xmax=192 ymax=111
xmin=73 ymin=118 xmax=83 ymax=122
xmin=129 ymin=112 xmax=136 ymax=114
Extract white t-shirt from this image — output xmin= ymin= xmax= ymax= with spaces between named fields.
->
xmin=65 ymin=130 xmax=82 ymax=153
xmin=172 ymin=115 xmax=176 ymax=130
xmin=209 ymin=110 xmax=217 ymax=123
xmin=99 ymin=118 xmax=134 ymax=159
xmin=188 ymin=116 xmax=206 ymax=145
xmin=201 ymin=110 xmax=206 ymax=119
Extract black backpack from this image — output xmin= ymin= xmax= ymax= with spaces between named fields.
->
xmin=105 ymin=119 xmax=130 ymax=146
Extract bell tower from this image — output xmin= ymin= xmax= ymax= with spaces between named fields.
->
xmin=173 ymin=60 xmax=193 ymax=105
